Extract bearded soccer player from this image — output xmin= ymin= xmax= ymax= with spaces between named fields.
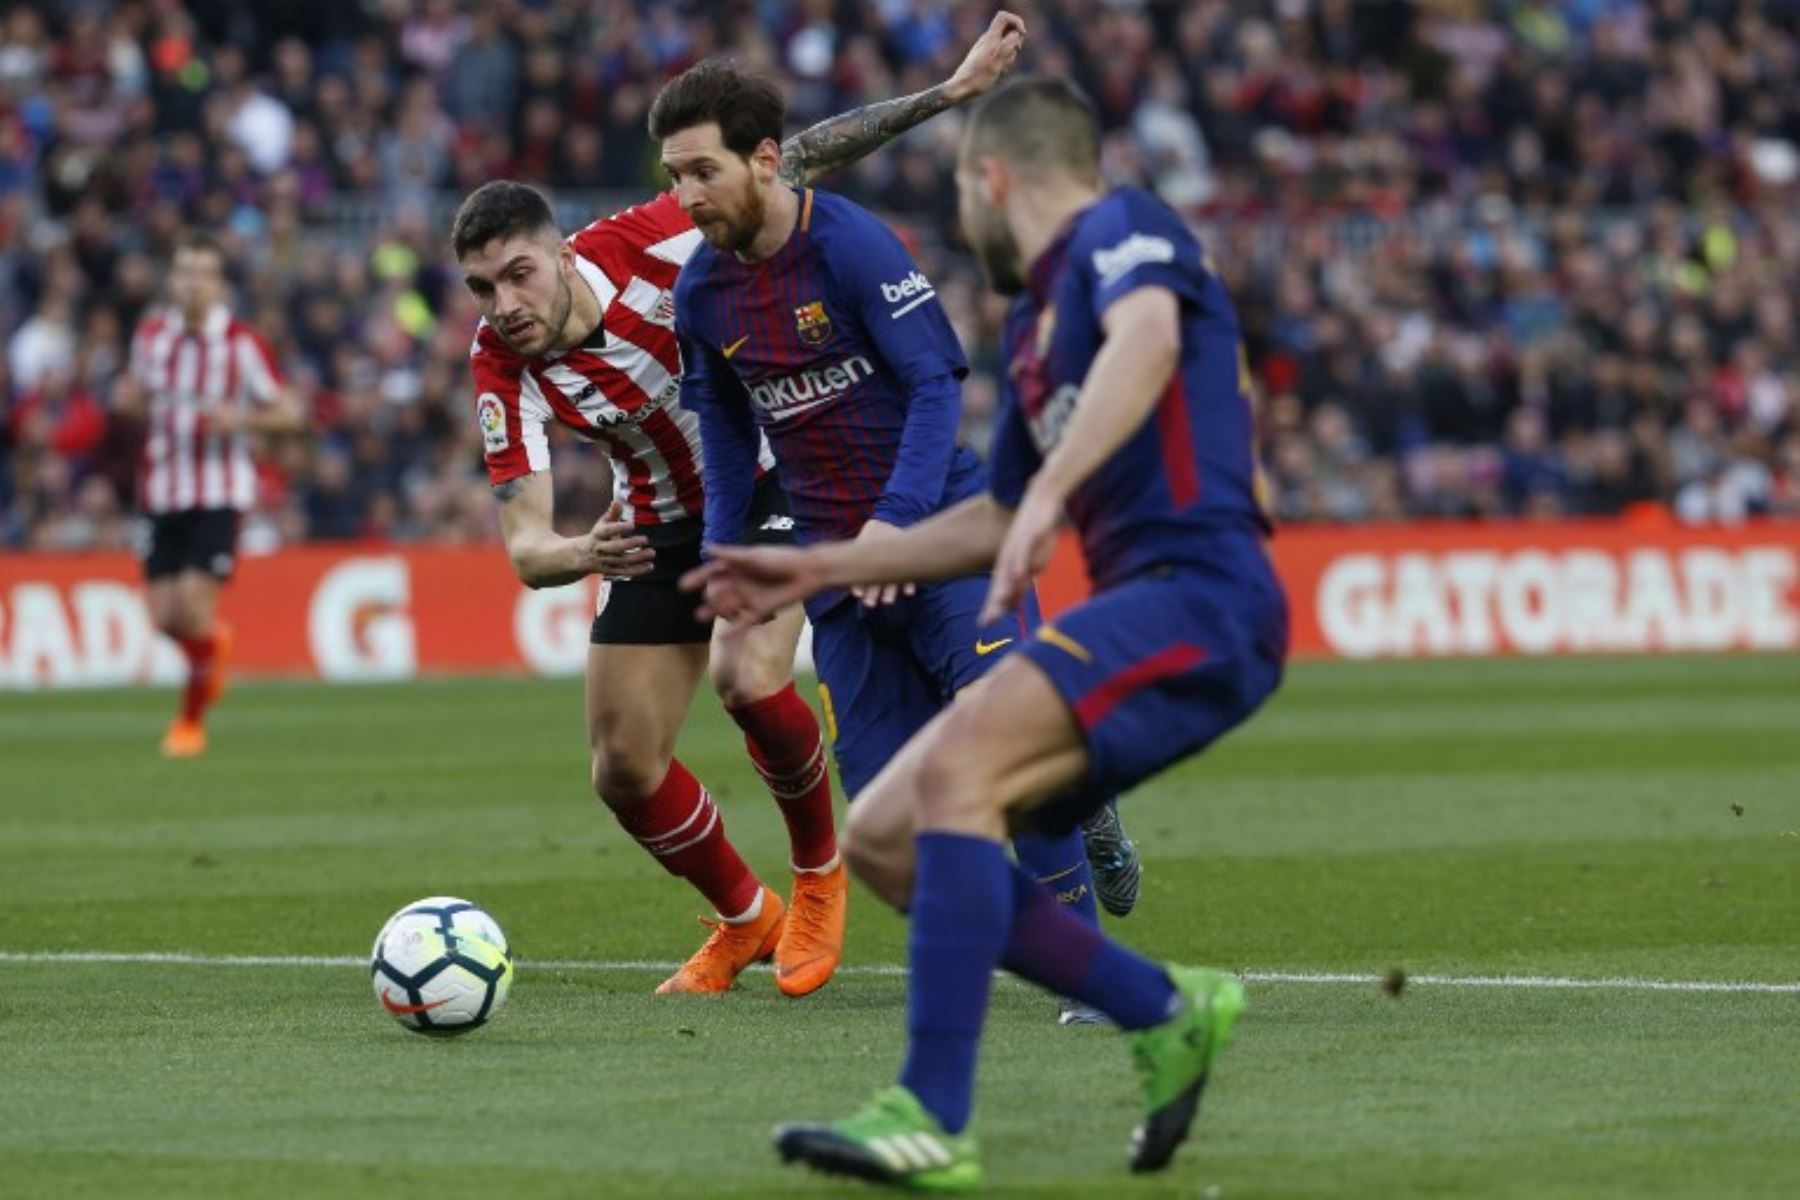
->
xmin=454 ymin=17 xmax=1025 ymax=997
xmin=653 ymin=41 xmax=1138 ymax=1031
xmin=687 ymin=78 xmax=1289 ymax=1189
xmin=127 ymin=235 xmax=302 ymax=758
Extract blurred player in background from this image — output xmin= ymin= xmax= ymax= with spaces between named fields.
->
xmin=652 ymin=26 xmax=1133 ymax=1027
xmin=453 ymin=18 xmax=1026 ymax=998
xmin=124 ymin=235 xmax=302 ymax=759
xmin=687 ymin=78 xmax=1289 ymax=1189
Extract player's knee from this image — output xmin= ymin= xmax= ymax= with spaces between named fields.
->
xmin=708 ymin=650 xmax=785 ymax=711
xmin=840 ymin=824 xmax=912 ymax=909
xmin=590 ymin=743 xmax=670 ymax=810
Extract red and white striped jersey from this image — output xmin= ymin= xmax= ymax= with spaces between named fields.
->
xmin=131 ymin=304 xmax=283 ymax=514
xmin=469 ymin=190 xmax=772 ymax=528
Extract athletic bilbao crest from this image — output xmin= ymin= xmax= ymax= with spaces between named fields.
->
xmin=794 ymin=300 xmax=831 ymax=347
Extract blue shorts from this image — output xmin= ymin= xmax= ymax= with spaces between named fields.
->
xmin=1019 ymin=553 xmax=1288 ymax=830
xmin=812 ymin=574 xmax=1040 ymax=798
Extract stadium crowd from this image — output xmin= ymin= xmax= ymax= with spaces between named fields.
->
xmin=1 ymin=0 xmax=1797 ymax=553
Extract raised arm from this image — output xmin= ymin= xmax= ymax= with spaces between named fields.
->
xmin=777 ymin=11 xmax=1026 ymax=187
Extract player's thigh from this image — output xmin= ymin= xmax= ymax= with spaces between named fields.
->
xmin=585 ymin=640 xmax=709 ymax=800
xmin=810 ymin=604 xmax=939 ymax=800
xmin=879 ymin=653 xmax=1090 ymax=841
xmin=708 ymin=603 xmax=803 ymax=709
xmin=174 ymin=569 xmax=222 ymax=632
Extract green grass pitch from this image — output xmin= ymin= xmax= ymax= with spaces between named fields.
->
xmin=2 ymin=655 xmax=1797 ymax=1198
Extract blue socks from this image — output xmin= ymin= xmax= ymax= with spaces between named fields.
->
xmin=999 ymin=861 xmax=1177 ymax=1031
xmin=899 ymin=833 xmax=1014 ymax=1135
xmin=898 ymin=831 xmax=1182 ymax=1137
xmin=1011 ymin=826 xmax=1100 ymax=927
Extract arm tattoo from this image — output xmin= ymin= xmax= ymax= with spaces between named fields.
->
xmin=779 ymin=84 xmax=955 ymax=186
xmin=492 ymin=477 xmax=530 ymax=504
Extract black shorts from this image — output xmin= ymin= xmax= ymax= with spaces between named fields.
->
xmin=590 ymin=471 xmax=795 ymax=646
xmin=143 ymin=509 xmax=242 ymax=582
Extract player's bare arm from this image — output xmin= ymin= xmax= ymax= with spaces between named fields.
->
xmin=203 ymin=385 xmax=307 ymax=437
xmin=981 ymin=286 xmax=1182 ymax=623
xmin=493 ymin=471 xmax=653 ymax=589
xmin=685 ymin=494 xmax=1011 ymax=628
xmin=776 ymin=11 xmax=1026 ymax=187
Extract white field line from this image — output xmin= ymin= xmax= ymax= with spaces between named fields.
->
xmin=2 ymin=950 xmax=1797 ymax=994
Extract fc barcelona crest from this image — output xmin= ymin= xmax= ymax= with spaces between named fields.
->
xmin=795 ymin=300 xmax=831 ymax=347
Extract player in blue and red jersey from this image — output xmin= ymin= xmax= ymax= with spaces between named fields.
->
xmin=649 ymin=46 xmax=1129 ymax=1014
xmin=685 ymin=78 xmax=1289 ymax=1190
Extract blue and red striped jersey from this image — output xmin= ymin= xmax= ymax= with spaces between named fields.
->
xmin=988 ymin=186 xmax=1270 ymax=592
xmin=674 ymin=187 xmax=978 ymax=555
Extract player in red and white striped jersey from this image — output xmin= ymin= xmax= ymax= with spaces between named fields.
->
xmin=451 ymin=19 xmax=1026 ymax=998
xmin=125 ymin=235 xmax=302 ymax=758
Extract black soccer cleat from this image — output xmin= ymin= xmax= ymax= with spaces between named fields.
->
xmin=1082 ymin=800 xmax=1142 ymax=918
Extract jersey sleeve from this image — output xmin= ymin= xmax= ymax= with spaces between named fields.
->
xmin=470 ymin=334 xmax=551 ymax=487
xmin=673 ymin=280 xmax=760 ymax=547
xmin=1077 ymin=191 xmax=1210 ymax=324
xmin=233 ymin=326 xmax=285 ymax=406
xmin=821 ymin=206 xmax=970 ymax=528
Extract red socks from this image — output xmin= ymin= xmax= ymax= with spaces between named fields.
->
xmin=614 ymin=759 xmax=761 ymax=918
xmin=728 ymin=682 xmax=838 ymax=871
xmin=177 ymin=631 xmax=218 ymax=724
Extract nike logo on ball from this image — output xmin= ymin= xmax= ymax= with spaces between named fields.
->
xmin=380 ymin=989 xmax=450 ymax=1015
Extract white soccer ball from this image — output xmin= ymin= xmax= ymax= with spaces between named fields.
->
xmin=370 ymin=896 xmax=514 ymax=1035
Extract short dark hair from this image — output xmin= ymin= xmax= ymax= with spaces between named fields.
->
xmin=174 ymin=232 xmax=226 ymax=267
xmin=451 ymin=180 xmax=558 ymax=260
xmin=962 ymin=76 xmax=1101 ymax=181
xmin=647 ymin=57 xmax=784 ymax=158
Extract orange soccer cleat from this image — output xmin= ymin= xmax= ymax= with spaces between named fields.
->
xmin=159 ymin=718 xmax=207 ymax=759
xmin=655 ymin=888 xmax=786 ymax=995
xmin=775 ymin=861 xmax=848 ymax=998
xmin=203 ymin=622 xmax=235 ymax=706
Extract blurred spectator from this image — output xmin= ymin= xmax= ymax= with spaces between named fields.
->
xmin=1 ymin=0 xmax=1797 ymax=553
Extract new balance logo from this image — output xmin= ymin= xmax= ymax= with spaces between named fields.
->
xmin=1092 ymin=233 xmax=1176 ymax=285
xmin=748 ymin=356 xmax=874 ymax=421
xmin=881 ymin=270 xmax=937 ymax=318
xmin=758 ymin=514 xmax=795 ymax=532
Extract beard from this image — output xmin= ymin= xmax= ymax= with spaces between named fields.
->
xmin=968 ymin=206 xmax=1025 ymax=297
xmin=697 ymin=183 xmax=768 ymax=256
xmin=500 ymin=274 xmax=574 ymax=358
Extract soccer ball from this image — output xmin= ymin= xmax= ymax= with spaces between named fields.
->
xmin=370 ymin=896 xmax=514 ymax=1035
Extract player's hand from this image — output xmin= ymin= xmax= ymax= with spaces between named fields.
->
xmin=850 ymin=520 xmax=917 ymax=607
xmin=585 ymin=500 xmax=654 ymax=578
xmin=682 ymin=546 xmax=826 ymax=630
xmin=199 ymin=405 xmax=248 ymax=435
xmin=944 ymin=11 xmax=1027 ymax=103
xmin=980 ymin=485 xmax=1060 ymax=625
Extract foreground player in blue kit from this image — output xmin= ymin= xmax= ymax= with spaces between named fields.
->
xmin=686 ymin=77 xmax=1289 ymax=1190
xmin=649 ymin=38 xmax=1128 ymax=1017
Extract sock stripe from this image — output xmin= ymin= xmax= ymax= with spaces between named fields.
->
xmin=636 ymin=791 xmax=719 ymax=858
xmin=752 ymin=742 xmax=827 ymax=800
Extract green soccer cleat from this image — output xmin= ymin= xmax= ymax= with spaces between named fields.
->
xmin=774 ymin=1085 xmax=983 ymax=1193
xmin=1127 ymin=966 xmax=1246 ymax=1173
